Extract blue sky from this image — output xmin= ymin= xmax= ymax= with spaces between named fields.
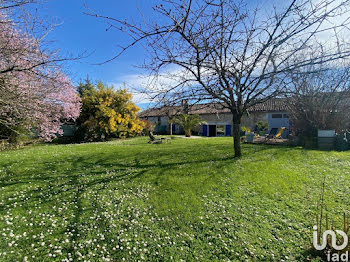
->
xmin=38 ymin=0 xmax=154 ymax=107
xmin=35 ymin=0 xmax=314 ymax=109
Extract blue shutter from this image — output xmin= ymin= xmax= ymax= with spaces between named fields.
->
xmin=202 ymin=125 xmax=208 ymax=136
xmin=225 ymin=125 xmax=231 ymax=136
xmin=172 ymin=124 xmax=176 ymax=133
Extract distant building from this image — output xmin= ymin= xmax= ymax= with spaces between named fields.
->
xmin=139 ymin=98 xmax=290 ymax=137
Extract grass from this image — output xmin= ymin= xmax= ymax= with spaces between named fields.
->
xmin=0 ymin=137 xmax=349 ymax=261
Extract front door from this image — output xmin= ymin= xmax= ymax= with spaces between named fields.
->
xmin=209 ymin=125 xmax=216 ymax=137
xmin=202 ymin=125 xmax=208 ymax=136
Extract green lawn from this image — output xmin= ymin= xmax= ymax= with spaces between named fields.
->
xmin=0 ymin=137 xmax=349 ymax=261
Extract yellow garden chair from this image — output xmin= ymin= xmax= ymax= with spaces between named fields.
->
xmin=274 ymin=127 xmax=286 ymax=139
xmin=265 ymin=127 xmax=286 ymax=141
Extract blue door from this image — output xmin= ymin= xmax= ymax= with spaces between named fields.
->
xmin=225 ymin=125 xmax=231 ymax=136
xmin=202 ymin=125 xmax=208 ymax=136
xmin=172 ymin=124 xmax=176 ymax=133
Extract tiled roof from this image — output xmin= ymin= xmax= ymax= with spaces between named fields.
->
xmin=248 ymin=98 xmax=288 ymax=112
xmin=139 ymin=98 xmax=288 ymax=117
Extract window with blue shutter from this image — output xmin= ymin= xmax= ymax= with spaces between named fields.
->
xmin=225 ymin=125 xmax=231 ymax=136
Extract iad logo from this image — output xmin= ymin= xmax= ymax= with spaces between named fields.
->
xmin=313 ymin=226 xmax=348 ymax=251
xmin=313 ymin=226 xmax=349 ymax=262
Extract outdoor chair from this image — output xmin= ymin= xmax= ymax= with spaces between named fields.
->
xmin=265 ymin=128 xmax=278 ymax=139
xmin=148 ymin=132 xmax=170 ymax=144
xmin=265 ymin=127 xmax=285 ymax=141
xmin=274 ymin=127 xmax=286 ymax=139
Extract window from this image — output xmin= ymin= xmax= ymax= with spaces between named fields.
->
xmin=217 ymin=125 xmax=225 ymax=136
xmin=283 ymin=114 xmax=289 ymax=118
xmin=272 ymin=114 xmax=282 ymax=118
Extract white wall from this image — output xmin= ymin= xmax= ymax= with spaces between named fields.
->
xmin=144 ymin=111 xmax=282 ymax=136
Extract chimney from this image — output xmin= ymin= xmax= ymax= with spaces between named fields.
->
xmin=181 ymin=99 xmax=189 ymax=114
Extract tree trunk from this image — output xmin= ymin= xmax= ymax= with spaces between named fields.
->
xmin=170 ymin=123 xmax=173 ymax=135
xmin=232 ymin=117 xmax=241 ymax=158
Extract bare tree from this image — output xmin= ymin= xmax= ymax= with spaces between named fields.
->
xmin=0 ymin=0 xmax=36 ymax=11
xmin=88 ymin=0 xmax=350 ymax=157
xmin=286 ymin=64 xmax=350 ymax=141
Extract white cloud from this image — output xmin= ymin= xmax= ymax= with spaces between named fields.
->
xmin=110 ymin=0 xmax=350 ymax=106
xmin=110 ymin=67 xmax=188 ymax=105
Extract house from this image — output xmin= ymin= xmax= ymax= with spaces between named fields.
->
xmin=139 ymin=98 xmax=290 ymax=137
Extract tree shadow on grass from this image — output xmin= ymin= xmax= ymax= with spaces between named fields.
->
xmin=0 ymin=143 xmax=301 ymax=198
xmin=0 ymin=142 xmax=316 ymax=260
xmin=0 ymin=142 xmax=302 ymax=220
xmin=0 ymin=143 xmax=245 ymax=214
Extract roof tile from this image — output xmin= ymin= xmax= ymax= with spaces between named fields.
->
xmin=139 ymin=98 xmax=288 ymax=117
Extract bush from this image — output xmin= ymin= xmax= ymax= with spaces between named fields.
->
xmin=258 ymin=130 xmax=267 ymax=136
xmin=335 ymin=132 xmax=350 ymax=151
xmin=256 ymin=121 xmax=268 ymax=134
xmin=141 ymin=120 xmax=155 ymax=136
xmin=298 ymin=136 xmax=318 ymax=149
xmin=77 ymin=81 xmax=144 ymax=141
xmin=0 ymin=136 xmax=38 ymax=151
xmin=0 ymin=140 xmax=13 ymax=151
xmin=51 ymin=136 xmax=77 ymax=144
xmin=240 ymin=126 xmax=252 ymax=136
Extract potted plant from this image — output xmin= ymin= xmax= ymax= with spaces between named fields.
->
xmin=242 ymin=126 xmax=255 ymax=143
xmin=245 ymin=131 xmax=255 ymax=143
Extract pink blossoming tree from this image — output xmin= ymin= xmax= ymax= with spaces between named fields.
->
xmin=0 ymin=10 xmax=81 ymax=142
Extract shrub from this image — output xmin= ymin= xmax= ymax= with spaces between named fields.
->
xmin=256 ymin=121 xmax=268 ymax=135
xmin=335 ymin=132 xmax=350 ymax=151
xmin=77 ymin=81 xmax=144 ymax=141
xmin=240 ymin=126 xmax=251 ymax=136
xmin=141 ymin=120 xmax=156 ymax=135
